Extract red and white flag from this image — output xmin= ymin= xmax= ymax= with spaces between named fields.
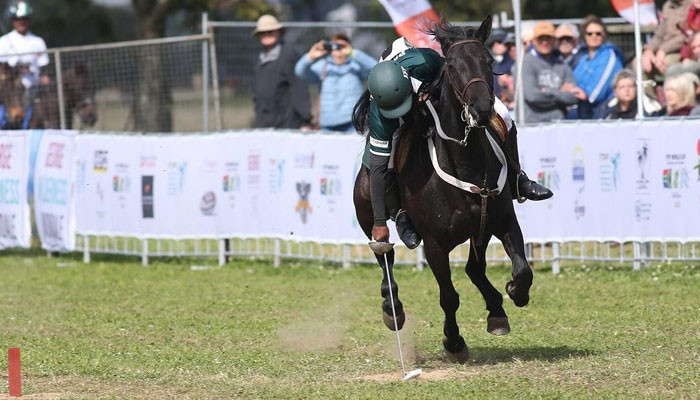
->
xmin=378 ymin=0 xmax=441 ymax=50
xmin=611 ymin=0 xmax=658 ymax=26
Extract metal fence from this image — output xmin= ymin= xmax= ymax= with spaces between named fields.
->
xmin=2 ymin=34 xmax=218 ymax=133
xmin=208 ymin=18 xmax=654 ymax=130
xmin=73 ymin=234 xmax=699 ymax=273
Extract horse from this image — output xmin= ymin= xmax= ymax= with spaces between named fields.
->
xmin=352 ymin=15 xmax=533 ymax=362
xmin=0 ymin=62 xmax=30 ymax=129
xmin=31 ymin=63 xmax=97 ymax=129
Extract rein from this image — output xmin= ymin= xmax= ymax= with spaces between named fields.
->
xmin=429 ymin=37 xmax=505 ymax=245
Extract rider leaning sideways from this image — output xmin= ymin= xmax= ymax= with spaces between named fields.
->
xmin=0 ymin=1 xmax=49 ymax=108
xmin=354 ymin=37 xmax=553 ymax=248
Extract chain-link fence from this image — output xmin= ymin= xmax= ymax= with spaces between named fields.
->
xmin=1 ymin=34 xmax=217 ymax=133
xmin=209 ymin=18 xmax=655 ymax=130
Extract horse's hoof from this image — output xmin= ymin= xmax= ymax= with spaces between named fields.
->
xmin=506 ymin=280 xmax=530 ymax=307
xmin=382 ymin=311 xmax=405 ymax=331
xmin=487 ymin=317 xmax=510 ymax=335
xmin=444 ymin=337 xmax=469 ymax=364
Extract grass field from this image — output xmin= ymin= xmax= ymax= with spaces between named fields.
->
xmin=0 ymin=251 xmax=698 ymax=399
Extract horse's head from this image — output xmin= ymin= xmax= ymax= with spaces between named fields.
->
xmin=430 ymin=16 xmax=495 ymax=127
xmin=66 ymin=64 xmax=97 ymax=127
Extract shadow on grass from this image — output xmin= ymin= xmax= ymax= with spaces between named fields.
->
xmin=416 ymin=345 xmax=593 ymax=366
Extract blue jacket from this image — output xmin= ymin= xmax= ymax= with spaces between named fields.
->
xmin=295 ymin=49 xmax=376 ymax=129
xmin=573 ymin=43 xmax=623 ymax=108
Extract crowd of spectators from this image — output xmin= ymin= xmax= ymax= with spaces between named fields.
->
xmin=251 ymin=0 xmax=700 ymax=130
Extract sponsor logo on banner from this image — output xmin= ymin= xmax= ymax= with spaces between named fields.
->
xmin=93 ymin=150 xmax=108 ymax=172
xmin=39 ymin=212 xmax=64 ymax=243
xmin=0 ymin=179 xmax=20 ymax=205
xmin=0 ymin=213 xmax=17 ymax=240
xmin=635 ymin=200 xmax=651 ymax=222
xmin=635 ymin=139 xmax=650 ymax=191
xmin=45 ymin=142 xmax=64 ymax=168
xmin=320 ymin=165 xmax=342 ymax=196
xmin=267 ymin=158 xmax=285 ymax=194
xmin=294 ymin=152 xmax=315 ymax=169
xmin=223 ymin=174 xmax=240 ymax=192
xmin=694 ymin=139 xmax=700 ymax=182
xmin=599 ymin=152 xmax=620 ymax=192
xmin=167 ymin=161 xmax=187 ymax=195
xmin=112 ymin=163 xmax=131 ymax=193
xmin=37 ymin=177 xmax=67 ymax=205
xmin=662 ymin=153 xmax=691 ymax=208
xmin=200 ymin=191 xmax=216 ymax=216
xmin=141 ymin=175 xmax=154 ymax=218
xmin=0 ymin=143 xmax=12 ymax=169
xmin=140 ymin=154 xmax=157 ymax=169
xmin=248 ymin=154 xmax=260 ymax=171
xmin=572 ymin=147 xmax=585 ymax=183
xmin=295 ymin=181 xmax=312 ymax=223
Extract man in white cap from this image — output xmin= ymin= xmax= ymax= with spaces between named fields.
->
xmin=252 ymin=14 xmax=311 ymax=129
xmin=0 ymin=1 xmax=49 ymax=112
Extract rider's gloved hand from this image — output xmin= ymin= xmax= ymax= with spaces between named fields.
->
xmin=372 ymin=224 xmax=390 ymax=242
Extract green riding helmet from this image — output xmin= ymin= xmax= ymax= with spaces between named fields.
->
xmin=368 ymin=61 xmax=413 ymax=119
xmin=8 ymin=1 xmax=32 ymax=19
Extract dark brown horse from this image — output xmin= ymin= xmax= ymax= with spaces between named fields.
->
xmin=353 ymin=16 xmax=533 ymax=362
xmin=0 ymin=63 xmax=29 ymax=129
xmin=31 ymin=63 xmax=97 ymax=129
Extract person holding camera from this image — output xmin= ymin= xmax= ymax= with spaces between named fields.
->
xmin=295 ymin=33 xmax=376 ymax=132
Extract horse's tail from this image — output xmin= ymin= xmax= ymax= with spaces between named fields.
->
xmin=352 ymin=89 xmax=371 ymax=138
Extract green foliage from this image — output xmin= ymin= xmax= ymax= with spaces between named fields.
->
xmin=0 ymin=253 xmax=698 ymax=398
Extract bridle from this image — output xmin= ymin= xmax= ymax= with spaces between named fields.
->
xmin=442 ymin=38 xmax=495 ymax=145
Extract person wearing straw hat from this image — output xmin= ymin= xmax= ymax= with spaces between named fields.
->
xmin=252 ymin=14 xmax=311 ymax=130
xmin=0 ymin=1 xmax=49 ymax=111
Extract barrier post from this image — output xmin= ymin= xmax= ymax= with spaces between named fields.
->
xmin=141 ymin=239 xmax=149 ymax=266
xmin=342 ymin=244 xmax=351 ymax=269
xmin=201 ymin=12 xmax=209 ymax=132
xmin=218 ymin=239 xmax=226 ymax=266
xmin=416 ymin=245 xmax=424 ymax=271
xmin=552 ymin=242 xmax=561 ymax=275
xmin=273 ymin=238 xmax=281 ymax=268
xmin=633 ymin=241 xmax=641 ymax=271
xmin=83 ymin=235 xmax=91 ymax=264
xmin=8 ymin=347 xmax=21 ymax=397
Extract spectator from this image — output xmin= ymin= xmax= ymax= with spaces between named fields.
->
xmin=519 ymin=21 xmax=585 ymax=123
xmin=0 ymin=1 xmax=49 ymax=111
xmin=251 ymin=14 xmax=311 ymax=129
xmin=505 ymin=32 xmax=518 ymax=63
xmin=641 ymin=0 xmax=691 ymax=80
xmin=295 ymin=33 xmax=376 ymax=132
xmin=604 ymin=69 xmax=663 ymax=119
xmin=667 ymin=30 xmax=700 ymax=78
xmin=573 ymin=16 xmax=624 ymax=119
xmin=679 ymin=0 xmax=700 ymax=61
xmin=487 ymin=29 xmax=515 ymax=109
xmin=555 ymin=23 xmax=583 ymax=69
xmin=664 ymin=72 xmax=697 ymax=115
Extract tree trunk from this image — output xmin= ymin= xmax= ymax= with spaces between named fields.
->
xmin=132 ymin=0 xmax=173 ymax=132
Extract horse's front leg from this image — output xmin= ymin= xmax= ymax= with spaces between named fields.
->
xmin=423 ymin=239 xmax=469 ymax=363
xmin=466 ymin=233 xmax=510 ymax=335
xmin=376 ymin=249 xmax=406 ymax=330
xmin=497 ymin=216 xmax=533 ymax=307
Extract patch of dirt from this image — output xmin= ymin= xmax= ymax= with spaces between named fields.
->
xmin=277 ymin=318 xmax=344 ymax=352
xmin=358 ymin=368 xmax=470 ymax=382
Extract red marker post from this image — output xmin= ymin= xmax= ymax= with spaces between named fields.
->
xmin=8 ymin=347 xmax=21 ymax=397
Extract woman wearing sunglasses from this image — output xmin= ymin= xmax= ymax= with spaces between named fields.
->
xmin=572 ymin=15 xmax=624 ymax=119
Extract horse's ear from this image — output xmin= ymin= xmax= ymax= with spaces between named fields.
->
xmin=474 ymin=15 xmax=493 ymax=44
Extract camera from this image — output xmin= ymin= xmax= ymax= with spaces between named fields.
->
xmin=323 ymin=41 xmax=343 ymax=51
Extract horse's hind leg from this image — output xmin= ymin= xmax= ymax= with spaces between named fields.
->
xmin=466 ymin=234 xmax=510 ymax=335
xmin=497 ymin=217 xmax=533 ymax=307
xmin=423 ymin=240 xmax=469 ymax=363
xmin=353 ymin=166 xmax=405 ymax=331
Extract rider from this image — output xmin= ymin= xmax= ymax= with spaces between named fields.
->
xmin=354 ymin=37 xmax=552 ymax=248
xmin=0 ymin=1 xmax=50 ymax=112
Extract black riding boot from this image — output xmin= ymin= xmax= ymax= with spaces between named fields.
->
xmin=503 ymin=124 xmax=553 ymax=202
xmin=395 ymin=209 xmax=422 ymax=249
xmin=516 ymin=171 xmax=553 ymax=202
xmin=385 ymin=170 xmax=421 ymax=249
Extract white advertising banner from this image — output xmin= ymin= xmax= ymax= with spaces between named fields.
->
xmin=33 ymin=130 xmax=77 ymax=251
xmin=517 ymin=120 xmax=700 ymax=242
xmin=67 ymin=122 xmax=700 ymax=244
xmin=0 ymin=130 xmax=31 ymax=249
